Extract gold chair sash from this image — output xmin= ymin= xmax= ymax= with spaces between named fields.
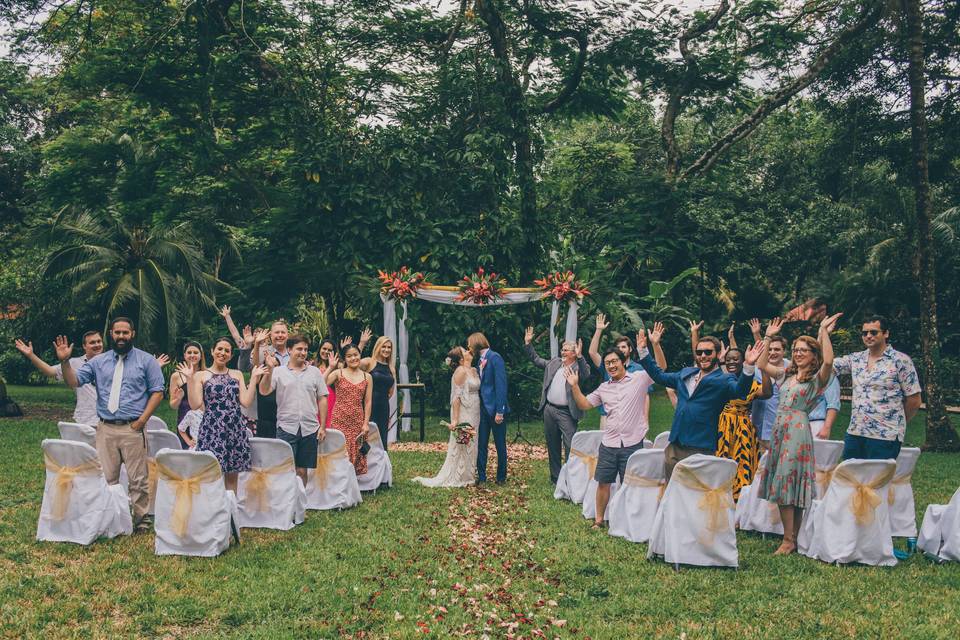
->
xmin=156 ymin=459 xmax=222 ymax=538
xmin=366 ymin=429 xmax=381 ymax=444
xmin=43 ymin=452 xmax=102 ymax=521
xmin=570 ymin=449 xmax=598 ymax=479
xmin=887 ymin=472 xmax=914 ymax=506
xmin=672 ymin=465 xmax=735 ymax=541
xmin=831 ymin=465 xmax=896 ymax=526
xmin=147 ymin=458 xmax=158 ymax=507
xmin=245 ymin=458 xmax=296 ymax=513
xmin=815 ymin=464 xmax=838 ymax=496
xmin=315 ymin=445 xmax=347 ymax=491
xmin=623 ymin=472 xmax=666 ymax=501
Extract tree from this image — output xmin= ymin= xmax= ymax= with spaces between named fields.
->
xmin=901 ymin=0 xmax=959 ymax=450
xmin=41 ymin=209 xmax=222 ymax=351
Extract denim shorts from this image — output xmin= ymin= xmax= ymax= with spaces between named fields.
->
xmin=842 ymin=433 xmax=902 ymax=461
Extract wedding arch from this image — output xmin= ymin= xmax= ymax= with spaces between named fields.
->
xmin=376 ymin=268 xmax=590 ymax=440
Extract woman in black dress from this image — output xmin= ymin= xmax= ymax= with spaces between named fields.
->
xmin=362 ymin=336 xmax=396 ymax=449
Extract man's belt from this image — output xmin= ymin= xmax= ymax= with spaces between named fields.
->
xmin=101 ymin=418 xmax=133 ymax=425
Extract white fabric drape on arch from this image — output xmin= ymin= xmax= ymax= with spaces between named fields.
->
xmin=381 ymin=287 xmax=581 ymax=433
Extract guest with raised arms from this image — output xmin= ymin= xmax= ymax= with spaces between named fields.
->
xmin=747 ymin=317 xmax=790 ymax=451
xmin=179 ymin=337 xmax=266 ymax=492
xmin=16 ymin=331 xmax=104 ymax=427
xmin=412 ymin=346 xmax=481 ymax=487
xmin=756 ymin=314 xmax=842 ymax=555
xmin=589 ymin=313 xmax=650 ymax=427
xmin=834 ymin=315 xmax=922 ymax=461
xmin=361 ymin=335 xmax=396 ymax=449
xmin=470 ymin=332 xmax=510 ymax=485
xmin=325 ymin=345 xmax=372 ymax=475
xmin=259 ymin=335 xmax=328 ymax=487
xmin=56 ymin=317 xmax=166 ymax=531
xmin=524 ymin=327 xmax=591 ymax=484
xmin=249 ymin=321 xmax=290 ymax=438
xmin=636 ymin=327 xmax=764 ymax=481
xmin=691 ymin=321 xmax=773 ymax=500
xmin=169 ymin=341 xmax=206 ymax=448
xmin=565 ymin=322 xmax=668 ymax=529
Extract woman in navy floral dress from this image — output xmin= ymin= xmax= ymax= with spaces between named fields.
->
xmin=178 ymin=337 xmax=266 ymax=492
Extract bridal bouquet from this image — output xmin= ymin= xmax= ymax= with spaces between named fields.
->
xmin=535 ymin=270 xmax=591 ymax=302
xmin=378 ymin=266 xmax=430 ymax=300
xmin=456 ymin=267 xmax=507 ymax=304
xmin=441 ymin=421 xmax=476 ymax=445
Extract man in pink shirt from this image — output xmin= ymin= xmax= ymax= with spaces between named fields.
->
xmin=566 ymin=328 xmax=663 ymax=529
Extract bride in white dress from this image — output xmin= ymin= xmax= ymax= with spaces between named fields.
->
xmin=412 ymin=346 xmax=480 ymax=487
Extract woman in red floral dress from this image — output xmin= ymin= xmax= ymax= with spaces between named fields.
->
xmin=324 ymin=345 xmax=372 ymax=475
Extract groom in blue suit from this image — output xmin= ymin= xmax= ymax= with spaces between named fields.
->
xmin=635 ymin=329 xmax=765 ymax=481
xmin=469 ymin=332 xmax=510 ymax=484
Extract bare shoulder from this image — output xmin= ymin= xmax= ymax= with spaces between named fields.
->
xmin=453 ymin=368 xmax=468 ymax=385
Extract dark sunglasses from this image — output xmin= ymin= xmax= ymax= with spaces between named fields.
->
xmin=861 ymin=329 xmax=881 ymax=337
xmin=695 ymin=349 xmax=714 ymax=356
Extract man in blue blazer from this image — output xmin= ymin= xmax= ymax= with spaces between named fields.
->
xmin=636 ymin=329 xmax=765 ymax=480
xmin=469 ymin=332 xmax=510 ymax=484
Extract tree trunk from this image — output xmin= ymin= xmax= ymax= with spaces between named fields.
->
xmin=903 ymin=0 xmax=960 ymax=451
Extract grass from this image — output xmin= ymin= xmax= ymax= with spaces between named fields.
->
xmin=1 ymin=383 xmax=959 ymax=639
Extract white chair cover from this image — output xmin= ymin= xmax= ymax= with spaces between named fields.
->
xmin=582 ymin=477 xmax=620 ymax=520
xmin=357 ymin=422 xmax=393 ymax=492
xmin=651 ymin=431 xmax=670 ymax=450
xmin=799 ymin=459 xmax=897 ymax=566
xmin=889 ymin=447 xmax=920 ymax=537
xmin=57 ymin=421 xmax=96 ymax=448
xmin=36 ymin=439 xmax=132 ymax=545
xmin=648 ymin=455 xmax=738 ymax=568
xmin=607 ymin=449 xmax=665 ymax=543
xmin=813 ymin=439 xmax=844 ymax=500
xmin=918 ymin=487 xmax=960 ymax=562
xmin=146 ymin=430 xmax=183 ymax=515
xmin=735 ymin=451 xmax=784 ymax=535
xmin=237 ymin=438 xmax=306 ymax=530
xmin=304 ymin=430 xmax=362 ymax=510
xmin=153 ymin=449 xmax=239 ymax=557
xmin=553 ymin=430 xmax=601 ymax=503
xmin=146 ymin=416 xmax=167 ymax=431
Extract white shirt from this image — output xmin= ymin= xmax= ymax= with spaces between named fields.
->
xmin=269 ymin=364 xmax=328 ymax=436
xmin=53 ymin=356 xmax=98 ymax=426
xmin=546 ymin=367 xmax=568 ymax=405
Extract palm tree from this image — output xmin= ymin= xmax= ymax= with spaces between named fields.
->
xmin=41 ymin=208 xmax=224 ymax=350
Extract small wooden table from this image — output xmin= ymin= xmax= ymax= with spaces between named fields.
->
xmin=397 ymin=382 xmax=427 ymax=441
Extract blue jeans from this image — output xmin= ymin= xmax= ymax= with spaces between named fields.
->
xmin=842 ymin=432 xmax=902 ymax=461
xmin=477 ymin=407 xmax=507 ymax=482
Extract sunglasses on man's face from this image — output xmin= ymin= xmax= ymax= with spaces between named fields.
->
xmin=861 ymin=329 xmax=881 ymax=337
xmin=695 ymin=349 xmax=714 ymax=356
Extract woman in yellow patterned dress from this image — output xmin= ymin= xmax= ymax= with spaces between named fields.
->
xmin=715 ymin=347 xmax=771 ymax=501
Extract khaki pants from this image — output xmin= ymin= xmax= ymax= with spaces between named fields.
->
xmin=664 ymin=442 xmax=715 ymax=483
xmin=97 ymin=421 xmax=149 ymax=524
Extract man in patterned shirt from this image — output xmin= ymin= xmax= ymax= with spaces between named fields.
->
xmin=834 ymin=315 xmax=922 ymax=460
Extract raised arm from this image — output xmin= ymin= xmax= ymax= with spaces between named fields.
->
xmin=635 ymin=330 xmax=681 ymax=389
xmin=220 ymin=306 xmax=244 ymax=349
xmin=748 ymin=317 xmax=763 ymax=342
xmin=728 ymin=339 xmax=766 ymax=399
xmin=563 ymin=366 xmax=594 ymax=412
xmin=357 ymin=328 xmax=373 ymax=354
xmin=647 ymin=322 xmax=668 ymax=370
xmin=54 ymin=336 xmax=79 ymax=389
xmin=239 ymin=365 xmax=267 ymax=408
xmin=524 ymin=327 xmax=549 ymax=369
xmin=817 ymin=313 xmax=842 ymax=387
xmin=689 ymin=320 xmax=703 ymax=361
xmin=178 ymin=363 xmax=204 ymax=411
xmin=727 ymin=322 xmax=738 ymax=350
xmin=323 ymin=353 xmax=342 ymax=385
xmin=169 ymin=371 xmax=184 ymax=409
xmin=14 ymin=339 xmax=58 ymax=378
xmin=757 ymin=318 xmax=786 ymax=379
xmin=588 ymin=313 xmax=608 ymax=368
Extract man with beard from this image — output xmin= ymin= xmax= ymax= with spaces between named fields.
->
xmin=247 ymin=320 xmax=291 ymax=438
xmin=57 ymin=317 xmax=165 ymax=531
xmin=636 ymin=330 xmax=765 ymax=481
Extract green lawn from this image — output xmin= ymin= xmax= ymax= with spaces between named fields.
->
xmin=1 ymin=384 xmax=959 ymax=639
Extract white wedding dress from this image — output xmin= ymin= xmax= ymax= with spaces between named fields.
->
xmin=412 ymin=371 xmax=480 ymax=488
